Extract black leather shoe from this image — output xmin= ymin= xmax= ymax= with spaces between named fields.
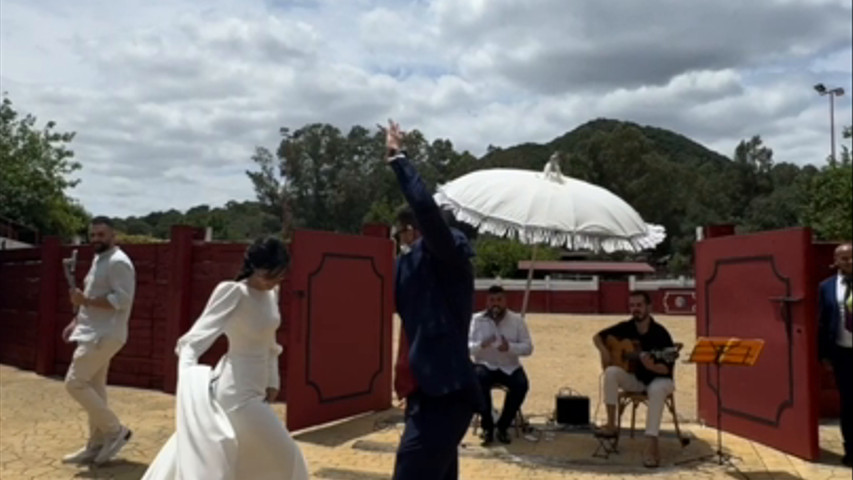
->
xmin=497 ymin=430 xmax=511 ymax=444
xmin=480 ymin=430 xmax=494 ymax=446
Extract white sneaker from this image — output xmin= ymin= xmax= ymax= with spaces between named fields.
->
xmin=93 ymin=426 xmax=132 ymax=465
xmin=61 ymin=443 xmax=101 ymax=464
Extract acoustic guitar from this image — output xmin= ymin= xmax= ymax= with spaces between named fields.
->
xmin=604 ymin=336 xmax=682 ymax=373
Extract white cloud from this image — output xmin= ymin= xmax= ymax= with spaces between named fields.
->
xmin=1 ymin=0 xmax=851 ymax=217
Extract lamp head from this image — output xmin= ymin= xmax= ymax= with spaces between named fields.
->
xmin=814 ymin=83 xmax=827 ymax=94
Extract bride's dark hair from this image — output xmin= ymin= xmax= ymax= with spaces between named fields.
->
xmin=235 ymin=236 xmax=290 ymax=281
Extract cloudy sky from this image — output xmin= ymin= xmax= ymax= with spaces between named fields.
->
xmin=2 ymin=0 xmax=851 ymax=218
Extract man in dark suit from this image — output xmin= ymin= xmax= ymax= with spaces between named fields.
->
xmin=818 ymin=242 xmax=852 ymax=468
xmin=385 ymin=120 xmax=481 ymax=480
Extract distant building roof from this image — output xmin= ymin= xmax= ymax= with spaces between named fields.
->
xmin=0 ymin=216 xmax=39 ymax=244
xmin=517 ymin=260 xmax=655 ymax=274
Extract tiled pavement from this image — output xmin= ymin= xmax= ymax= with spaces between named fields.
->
xmin=1 ymin=315 xmax=849 ymax=480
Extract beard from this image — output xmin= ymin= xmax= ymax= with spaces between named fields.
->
xmin=489 ymin=306 xmax=505 ymax=318
xmin=93 ymin=242 xmax=111 ymax=253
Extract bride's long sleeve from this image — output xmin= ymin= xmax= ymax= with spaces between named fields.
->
xmin=175 ymin=281 xmax=243 ymax=370
xmin=267 ymin=340 xmax=283 ymax=390
xmin=267 ymin=286 xmax=283 ymax=390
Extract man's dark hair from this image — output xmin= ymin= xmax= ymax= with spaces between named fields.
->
xmin=629 ymin=290 xmax=652 ymax=305
xmin=395 ymin=206 xmax=419 ymax=231
xmin=488 ymin=285 xmax=505 ymax=295
xmin=91 ymin=216 xmax=114 ymax=229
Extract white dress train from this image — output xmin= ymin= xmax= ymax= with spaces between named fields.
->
xmin=142 ymin=281 xmax=309 ymax=480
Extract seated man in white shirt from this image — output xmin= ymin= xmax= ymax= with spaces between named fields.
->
xmin=469 ymin=285 xmax=533 ymax=445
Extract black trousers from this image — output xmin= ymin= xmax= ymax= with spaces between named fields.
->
xmin=474 ymin=364 xmax=529 ymax=433
xmin=832 ymin=345 xmax=853 ymax=458
xmin=392 ymin=390 xmax=474 ymax=480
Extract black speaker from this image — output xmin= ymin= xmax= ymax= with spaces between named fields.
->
xmin=554 ymin=388 xmax=590 ymax=426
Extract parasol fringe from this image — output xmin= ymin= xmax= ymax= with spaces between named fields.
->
xmin=435 ymin=191 xmax=666 ymax=253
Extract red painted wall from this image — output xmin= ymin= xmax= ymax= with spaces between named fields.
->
xmin=0 ymin=227 xmax=248 ymax=394
xmin=599 ymin=281 xmax=629 ymax=314
xmin=0 ymin=248 xmax=41 ymax=370
xmin=1 ymin=229 xmax=837 ymax=424
xmin=472 ymin=285 xmax=693 ymax=316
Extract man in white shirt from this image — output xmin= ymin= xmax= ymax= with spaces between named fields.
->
xmin=468 ymin=285 xmax=533 ymax=445
xmin=61 ymin=216 xmax=136 ymax=466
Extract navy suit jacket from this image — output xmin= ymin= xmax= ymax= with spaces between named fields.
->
xmin=817 ymin=275 xmax=844 ymax=359
xmin=389 ymin=153 xmax=480 ymax=404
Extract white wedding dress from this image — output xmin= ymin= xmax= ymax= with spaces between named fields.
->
xmin=142 ymin=281 xmax=309 ymax=480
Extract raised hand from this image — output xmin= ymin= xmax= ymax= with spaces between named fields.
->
xmin=385 ymin=119 xmax=405 ymax=158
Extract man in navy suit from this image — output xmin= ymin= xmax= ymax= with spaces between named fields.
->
xmin=818 ymin=242 xmax=852 ymax=468
xmin=384 ymin=120 xmax=481 ymax=480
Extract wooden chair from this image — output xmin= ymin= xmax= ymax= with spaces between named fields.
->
xmin=616 ymin=391 xmax=689 ymax=448
xmin=471 ymin=385 xmax=529 ymax=438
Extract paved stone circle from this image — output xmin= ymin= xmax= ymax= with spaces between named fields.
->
xmin=1 ymin=314 xmax=847 ymax=479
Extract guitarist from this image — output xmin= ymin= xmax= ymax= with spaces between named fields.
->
xmin=592 ymin=291 xmax=675 ymax=468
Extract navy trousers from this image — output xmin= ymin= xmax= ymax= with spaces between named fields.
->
xmin=392 ymin=390 xmax=474 ymax=480
xmin=832 ymin=345 xmax=853 ymax=460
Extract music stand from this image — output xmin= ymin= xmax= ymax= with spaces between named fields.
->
xmin=679 ymin=337 xmax=764 ymax=467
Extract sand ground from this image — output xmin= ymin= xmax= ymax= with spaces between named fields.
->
xmin=1 ymin=314 xmax=847 ymax=479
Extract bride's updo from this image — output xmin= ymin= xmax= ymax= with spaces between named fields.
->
xmin=235 ymin=237 xmax=290 ymax=281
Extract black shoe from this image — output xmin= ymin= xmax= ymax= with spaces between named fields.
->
xmin=497 ymin=430 xmax=511 ymax=444
xmin=842 ymin=455 xmax=851 ymax=468
xmin=480 ymin=430 xmax=494 ymax=446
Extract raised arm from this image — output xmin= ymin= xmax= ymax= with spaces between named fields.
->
xmin=385 ymin=120 xmax=465 ymax=267
xmin=175 ymin=281 xmax=243 ymax=370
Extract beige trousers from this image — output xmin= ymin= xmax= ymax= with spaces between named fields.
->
xmin=603 ymin=365 xmax=674 ymax=437
xmin=65 ymin=338 xmax=125 ymax=445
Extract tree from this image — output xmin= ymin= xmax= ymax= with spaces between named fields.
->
xmin=246 ymin=145 xmax=288 ymax=235
xmin=804 ymin=125 xmax=853 ymax=241
xmin=473 ymin=236 xmax=561 ymax=278
xmin=731 ymin=135 xmax=775 ymax=224
xmin=248 ymin=123 xmax=478 ymax=236
xmin=0 ymin=94 xmax=88 ymax=238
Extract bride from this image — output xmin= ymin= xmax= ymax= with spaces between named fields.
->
xmin=142 ymin=237 xmax=309 ymax=480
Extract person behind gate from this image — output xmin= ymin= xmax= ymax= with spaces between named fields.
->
xmin=469 ymin=285 xmax=533 ymax=445
xmin=61 ymin=216 xmax=136 ymax=465
xmin=384 ymin=120 xmax=482 ymax=480
xmin=592 ymin=290 xmax=675 ymax=468
xmin=817 ymin=242 xmax=852 ymax=468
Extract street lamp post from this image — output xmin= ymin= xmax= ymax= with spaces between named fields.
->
xmin=814 ymin=83 xmax=845 ymax=162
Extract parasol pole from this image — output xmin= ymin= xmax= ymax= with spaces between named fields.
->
xmin=521 ymin=244 xmax=538 ymax=319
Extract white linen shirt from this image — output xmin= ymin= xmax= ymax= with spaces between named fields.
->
xmin=70 ymin=246 xmax=136 ymax=343
xmin=468 ymin=309 xmax=533 ymax=374
xmin=835 ymin=274 xmax=852 ymax=348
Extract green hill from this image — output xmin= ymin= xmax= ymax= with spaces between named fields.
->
xmin=108 ymin=118 xmax=838 ymax=275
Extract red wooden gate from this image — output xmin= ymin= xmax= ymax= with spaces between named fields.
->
xmin=284 ymin=229 xmax=394 ymax=431
xmin=695 ymin=228 xmax=820 ymax=460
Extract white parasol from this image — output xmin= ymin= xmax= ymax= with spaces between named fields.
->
xmin=434 ymin=153 xmax=666 ymax=315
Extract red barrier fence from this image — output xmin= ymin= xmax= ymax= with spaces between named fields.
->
xmin=0 ymin=226 xmax=247 ymax=393
xmin=0 ymin=225 xmax=694 ymax=394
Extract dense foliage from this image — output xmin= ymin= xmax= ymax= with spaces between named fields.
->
xmin=4 ymin=91 xmax=848 ymax=277
xmin=0 ymin=95 xmax=88 ymax=239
